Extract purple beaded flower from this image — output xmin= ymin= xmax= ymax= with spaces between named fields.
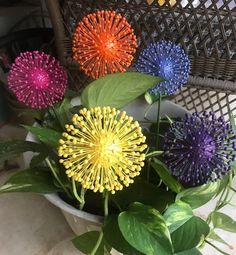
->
xmin=163 ymin=112 xmax=236 ymax=186
xmin=136 ymin=40 xmax=190 ymax=96
xmin=8 ymin=51 xmax=67 ymax=109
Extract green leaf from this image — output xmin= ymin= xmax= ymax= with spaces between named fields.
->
xmin=23 ymin=125 xmax=61 ymax=149
xmin=30 ymin=152 xmax=48 ymax=168
xmin=164 ymin=201 xmax=193 ymax=233
xmin=57 ymin=97 xmax=72 ymax=122
xmin=164 ymin=201 xmax=210 ymax=253
xmin=81 ymin=72 xmax=163 ymax=109
xmin=72 ymin=231 xmax=110 ymax=255
xmin=208 ymin=230 xmax=231 ymax=247
xmin=144 ymin=91 xmax=160 ymax=104
xmin=103 ymin=215 xmax=143 ymax=255
xmin=0 ymin=167 xmax=59 ymax=193
xmin=174 ymin=248 xmax=202 ymax=255
xmin=176 ymin=181 xmax=221 ymax=209
xmin=118 ymin=202 xmax=173 ymax=255
xmin=64 ymin=89 xmax=80 ymax=99
xmin=171 ymin=220 xmax=209 ymax=252
xmin=146 ymin=151 xmax=164 ymax=158
xmin=51 ymin=97 xmax=73 ymax=128
xmin=0 ymin=140 xmax=45 ymax=162
xmin=151 ymin=159 xmax=184 ymax=193
xmin=210 ymin=212 xmax=236 ymax=233
xmin=216 ymin=175 xmax=230 ymax=196
xmin=144 ymin=91 xmax=168 ymax=104
xmin=112 ymin=178 xmax=175 ymax=213
xmin=18 ymin=108 xmax=46 ymax=120
xmin=231 ymin=161 xmax=236 ymax=172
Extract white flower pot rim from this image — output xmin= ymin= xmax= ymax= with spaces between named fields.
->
xmin=45 ymin=193 xmax=103 ymax=223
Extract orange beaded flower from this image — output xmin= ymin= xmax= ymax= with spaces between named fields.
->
xmin=72 ymin=10 xmax=138 ymax=79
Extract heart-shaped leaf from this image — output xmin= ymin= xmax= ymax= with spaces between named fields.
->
xmin=118 ymin=202 xmax=173 ymax=255
xmin=151 ymin=159 xmax=184 ymax=193
xmin=81 ymin=72 xmax=163 ymax=109
xmin=72 ymin=231 xmax=110 ymax=255
xmin=164 ymin=201 xmax=210 ymax=253
xmin=23 ymin=125 xmax=61 ymax=149
xmin=0 ymin=140 xmax=45 ymax=162
xmin=210 ymin=212 xmax=236 ymax=233
xmin=112 ymin=178 xmax=175 ymax=213
xmin=0 ymin=167 xmax=59 ymax=194
xmin=208 ymin=230 xmax=231 ymax=247
xmin=176 ymin=181 xmax=221 ymax=209
xmin=103 ymin=215 xmax=143 ymax=255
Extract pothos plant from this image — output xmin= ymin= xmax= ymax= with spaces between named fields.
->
xmin=0 ymin=50 xmax=236 ymax=255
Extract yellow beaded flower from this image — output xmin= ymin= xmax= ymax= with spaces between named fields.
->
xmin=58 ymin=107 xmax=147 ymax=194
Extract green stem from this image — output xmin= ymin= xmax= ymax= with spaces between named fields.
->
xmin=90 ymin=232 xmax=104 ymax=255
xmin=90 ymin=192 xmax=109 ymax=255
xmin=146 ymin=151 xmax=164 ymax=158
xmin=104 ymin=191 xmax=109 ymax=218
xmin=72 ymin=178 xmax=82 ymax=204
xmin=79 ymin=188 xmax=86 ymax=210
xmin=45 ymin=158 xmax=72 ymax=199
xmin=113 ymin=199 xmax=122 ymax=212
xmin=156 ymin=93 xmax=162 ymax=148
xmin=144 ymin=104 xmax=153 ymax=121
xmin=147 ymin=158 xmax=151 ymax=182
xmin=157 ymin=179 xmax=162 ymax=188
xmin=214 ymin=186 xmax=228 ymax=211
xmin=46 ymin=92 xmax=64 ymax=130
xmin=224 ymin=173 xmax=232 ymax=200
xmin=217 ymin=174 xmax=233 ymax=210
xmin=229 ymin=186 xmax=236 ymax=193
xmin=205 ymin=240 xmax=230 ymax=255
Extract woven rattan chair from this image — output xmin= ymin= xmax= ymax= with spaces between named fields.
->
xmin=46 ymin=0 xmax=236 ymax=121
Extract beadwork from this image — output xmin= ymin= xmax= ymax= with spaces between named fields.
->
xmin=58 ymin=107 xmax=147 ymax=194
xmin=8 ymin=51 xmax=67 ymax=109
xmin=72 ymin=10 xmax=137 ymax=79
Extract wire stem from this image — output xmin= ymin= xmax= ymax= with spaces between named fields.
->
xmin=90 ymin=192 xmax=109 ymax=255
xmin=79 ymin=188 xmax=86 ymax=210
xmin=104 ymin=191 xmax=109 ymax=218
xmin=147 ymin=158 xmax=151 ymax=182
xmin=45 ymin=158 xmax=72 ymax=199
xmin=72 ymin=178 xmax=82 ymax=204
xmin=90 ymin=232 xmax=103 ymax=255
xmin=155 ymin=92 xmax=162 ymax=148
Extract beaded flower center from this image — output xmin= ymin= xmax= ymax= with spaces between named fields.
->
xmin=99 ymin=34 xmax=117 ymax=57
xmin=58 ymin=107 xmax=147 ymax=194
xmin=28 ymin=68 xmax=50 ymax=90
xmin=161 ymin=59 xmax=174 ymax=78
xmin=94 ymin=132 xmax=121 ymax=168
xmin=188 ymin=133 xmax=216 ymax=161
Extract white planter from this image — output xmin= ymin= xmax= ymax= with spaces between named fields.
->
xmin=24 ymin=98 xmax=188 ymax=254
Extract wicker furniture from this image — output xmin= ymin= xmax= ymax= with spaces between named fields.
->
xmin=46 ymin=0 xmax=236 ymax=120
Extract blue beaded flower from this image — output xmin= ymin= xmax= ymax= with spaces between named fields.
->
xmin=163 ymin=112 xmax=236 ymax=187
xmin=136 ymin=40 xmax=190 ymax=96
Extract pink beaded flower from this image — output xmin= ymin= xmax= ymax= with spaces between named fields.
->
xmin=8 ymin=51 xmax=67 ymax=109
